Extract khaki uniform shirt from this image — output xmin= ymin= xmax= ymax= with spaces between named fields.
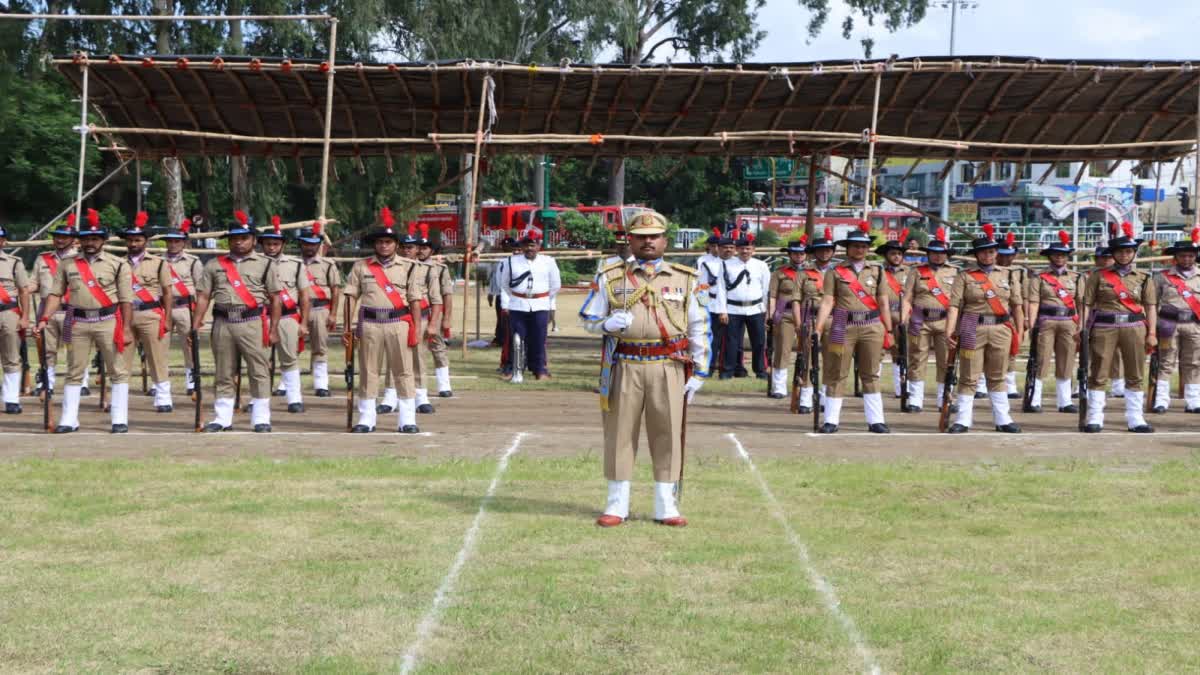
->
xmin=904 ymin=263 xmax=958 ymax=313
xmin=1083 ymin=266 xmax=1156 ymax=313
xmin=768 ymin=266 xmax=805 ymax=324
xmin=1153 ymin=266 xmax=1200 ymax=314
xmin=598 ymin=260 xmax=697 ymax=340
xmin=800 ymin=261 xmax=833 ymax=306
xmin=343 ymin=255 xmax=421 ymax=307
xmin=166 ymin=252 xmax=203 ymax=298
xmin=129 ymin=253 xmax=172 ymax=303
xmin=1027 ymin=267 xmax=1082 ymax=310
xmin=950 ymin=264 xmax=1023 ymax=314
xmin=0 ymin=252 xmax=30 ymax=304
xmin=196 ymin=252 xmax=281 ymax=306
xmin=31 ymin=249 xmax=76 ymax=301
xmin=881 ymin=263 xmax=910 ymax=311
xmin=51 ymin=251 xmax=134 ymax=308
xmin=822 ymin=261 xmax=888 ymax=312
xmin=303 ymin=256 xmax=342 ymax=303
xmin=414 ymin=260 xmax=444 ymax=306
xmin=268 ymin=254 xmax=311 ymax=298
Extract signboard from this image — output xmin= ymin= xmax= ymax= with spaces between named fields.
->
xmin=433 ymin=192 xmax=457 ymax=206
xmin=948 ymin=202 xmax=979 ymax=223
xmin=743 ymin=158 xmax=794 ymax=181
xmin=979 ymin=205 xmax=1022 ymax=223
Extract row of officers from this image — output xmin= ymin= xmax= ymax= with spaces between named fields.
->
xmin=694 ymin=221 xmax=1200 ymax=434
xmin=0 ymin=207 xmax=456 ymax=433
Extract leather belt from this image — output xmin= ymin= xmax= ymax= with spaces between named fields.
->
xmin=727 ymin=297 xmax=763 ymax=307
xmin=919 ymin=307 xmax=947 ymax=321
xmin=1094 ymin=312 xmax=1146 ymax=325
xmin=173 ymin=296 xmax=192 ymax=308
xmin=616 ymin=337 xmax=689 ymax=358
xmin=847 ymin=309 xmax=880 ymax=322
xmin=978 ymin=314 xmax=1011 ymax=326
xmin=71 ymin=306 xmax=117 ymax=319
xmin=0 ymin=301 xmax=17 ymax=312
xmin=1160 ymin=308 xmax=1198 ymax=323
xmin=213 ymin=305 xmax=264 ymax=320
xmin=1037 ymin=305 xmax=1076 ymax=318
xmin=311 ymin=299 xmax=332 ymax=308
xmin=134 ymin=299 xmax=162 ymax=311
xmin=281 ymin=306 xmax=300 ymax=317
xmin=362 ymin=307 xmax=411 ymax=321
xmin=511 ymin=291 xmax=550 ymax=299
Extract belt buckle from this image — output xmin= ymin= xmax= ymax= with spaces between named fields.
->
xmin=637 ymin=345 xmax=653 ymax=357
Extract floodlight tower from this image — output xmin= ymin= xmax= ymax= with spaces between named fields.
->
xmin=936 ymin=1 xmax=980 ymax=224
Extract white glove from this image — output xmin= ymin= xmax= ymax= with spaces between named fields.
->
xmin=683 ymin=376 xmax=704 ymax=403
xmin=602 ymin=311 xmax=634 ymax=332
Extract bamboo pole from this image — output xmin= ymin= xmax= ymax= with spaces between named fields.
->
xmin=317 ymin=18 xmax=338 ymax=222
xmin=73 ymin=63 xmax=89 ymax=228
xmin=862 ymin=73 xmax=882 ymax=223
xmin=460 ymin=75 xmax=492 ymax=358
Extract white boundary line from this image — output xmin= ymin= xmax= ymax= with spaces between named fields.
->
xmin=728 ymin=432 xmax=882 ymax=675
xmin=398 ymin=431 xmax=526 ymax=674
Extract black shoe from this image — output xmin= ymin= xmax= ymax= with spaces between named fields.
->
xmin=1113 ymin=392 xmax=1126 ymax=399
xmin=241 ymin=403 xmax=252 ymax=413
xmin=948 ymin=423 xmax=969 ymax=434
xmin=54 ymin=425 xmax=78 ymax=434
xmin=253 ymin=424 xmax=272 ymax=433
xmin=733 ymin=371 xmax=748 ymax=378
xmin=1152 ymin=405 xmax=1166 ymax=414
xmin=1023 ymin=405 xmax=1042 ymax=414
xmin=868 ymin=423 xmax=890 ymax=434
xmin=376 ymin=404 xmax=394 ymax=414
xmin=273 ymin=388 xmax=286 ymax=397
xmin=417 ymin=403 xmax=435 ymax=414
xmin=146 ymin=388 xmax=156 ymax=397
xmin=768 ymin=392 xmax=785 ymax=399
xmin=203 ymin=423 xmax=230 ymax=433
xmin=315 ymin=389 xmax=331 ymax=398
xmin=907 ymin=406 xmax=923 ymax=414
xmin=399 ymin=425 xmax=420 ymax=434
xmin=818 ymin=423 xmax=838 ymax=434
xmin=4 ymin=403 xmax=21 ymax=414
xmin=111 ymin=424 xmax=128 ymax=434
xmin=155 ymin=405 xmax=173 ymax=413
xmin=1059 ymin=404 xmax=1079 ymax=413
xmin=1129 ymin=424 xmax=1154 ymax=433
xmin=797 ymin=406 xmax=813 ymax=414
xmin=81 ymin=386 xmax=91 ymax=396
xmin=438 ymin=390 xmax=453 ymax=398
xmin=973 ymin=392 xmax=987 ymax=400
xmin=756 ymin=373 xmax=768 ymax=380
xmin=1082 ymin=424 xmax=1102 ymax=433
xmin=1187 ymin=407 xmax=1200 ymax=414
xmin=1007 ymin=392 xmax=1020 ymax=400
xmin=718 ymin=373 xmax=733 ymax=381
xmin=1072 ymin=392 xmax=1079 ymax=399
xmin=995 ymin=423 xmax=1021 ymax=433
xmin=186 ymin=388 xmax=196 ymax=397
xmin=287 ymin=403 xmax=304 ymax=414
xmin=351 ymin=424 xmax=374 ymax=433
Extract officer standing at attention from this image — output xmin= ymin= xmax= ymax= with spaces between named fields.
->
xmin=996 ymin=230 xmax=1029 ymax=399
xmin=581 ymin=211 xmax=708 ymax=528
xmin=813 ymin=222 xmax=893 ymax=434
xmin=0 ymin=223 xmax=32 ymax=413
xmin=797 ymin=227 xmax=836 ymax=412
xmin=901 ymin=227 xmax=958 ymax=413
xmin=36 ymin=209 xmax=134 ymax=433
xmin=416 ymin=225 xmax=456 ymax=399
xmin=121 ymin=211 xmax=175 ymax=412
xmin=259 ymin=216 xmax=311 ymax=413
xmin=192 ymin=211 xmax=283 ymax=433
xmin=298 ymin=221 xmax=341 ymax=398
xmin=162 ymin=218 xmax=203 ymax=397
xmin=1023 ymin=231 xmax=1082 ymax=414
xmin=29 ymin=217 xmax=79 ymax=397
xmin=1151 ymin=226 xmax=1200 ymax=413
xmin=714 ymin=231 xmax=770 ymax=380
xmin=875 ymin=229 xmax=911 ymax=400
xmin=766 ymin=237 xmax=807 ymax=398
xmin=499 ymin=231 xmax=561 ymax=380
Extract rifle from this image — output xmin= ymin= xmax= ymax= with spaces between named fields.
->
xmin=138 ymin=341 xmax=147 ymax=395
xmin=269 ymin=344 xmax=277 ymax=394
xmin=898 ymin=322 xmax=910 ymax=412
xmin=95 ymin=351 xmax=107 ymax=412
xmin=810 ymin=325 xmax=821 ymax=433
xmin=1146 ymin=344 xmax=1161 ymax=414
xmin=233 ymin=353 xmax=242 ymax=413
xmin=1077 ymin=323 xmax=1090 ymax=431
xmin=938 ymin=312 xmax=964 ymax=433
xmin=764 ymin=318 xmax=774 ymax=396
xmin=853 ymin=354 xmax=862 ymax=397
xmin=343 ymin=300 xmax=355 ymax=431
xmin=19 ymin=329 xmax=31 ymax=395
xmin=1023 ymin=322 xmax=1041 ymax=412
xmin=790 ymin=324 xmax=806 ymax=414
xmin=35 ymin=332 xmax=51 ymax=432
xmin=189 ymin=302 xmax=202 ymax=432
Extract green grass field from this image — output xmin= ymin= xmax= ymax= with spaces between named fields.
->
xmin=3 ymin=448 xmax=1198 ymax=673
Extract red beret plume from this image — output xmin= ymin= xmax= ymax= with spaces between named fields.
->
xmin=747 ymin=233 xmax=755 ymax=243
xmin=407 ymin=221 xmax=417 ymax=237
xmin=898 ymin=228 xmax=909 ymax=244
xmin=1122 ymin=221 xmax=1134 ymax=239
xmin=380 ymin=206 xmax=395 ymax=228
xmin=859 ymin=220 xmax=870 ymax=233
xmin=134 ymin=211 xmax=148 ymax=229
xmin=66 ymin=213 xmax=76 ymax=228
xmin=180 ymin=218 xmax=192 ymax=234
xmin=823 ymin=226 xmax=832 ymax=241
xmin=982 ymin=223 xmax=995 ymax=241
xmin=1058 ymin=230 xmax=1070 ymax=246
xmin=799 ymin=234 xmax=809 ymax=244
xmin=712 ymin=227 xmax=721 ymax=238
xmin=312 ymin=220 xmax=323 ymax=236
xmin=1192 ymin=226 xmax=1200 ymax=245
xmin=935 ymin=226 xmax=946 ymax=242
xmin=86 ymin=208 xmax=100 ymax=230
xmin=1005 ymin=231 xmax=1016 ymax=248
xmin=234 ymin=209 xmax=249 ymax=227
xmin=271 ymin=214 xmax=281 ymax=235
xmin=420 ymin=222 xmax=429 ymax=240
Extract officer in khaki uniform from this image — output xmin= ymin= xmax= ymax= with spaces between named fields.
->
xmin=1081 ymin=224 xmax=1156 ymax=432
xmin=814 ymin=223 xmax=893 ymax=434
xmin=1023 ymin=231 xmax=1082 ymax=414
xmin=581 ymin=211 xmax=708 ymax=528
xmin=766 ymin=238 xmax=807 ymax=399
xmin=902 ymin=227 xmax=958 ymax=413
xmin=1150 ymin=227 xmax=1200 ymax=413
xmin=417 ymin=226 xmax=455 ymax=398
xmin=0 ymin=224 xmax=32 ymax=413
xmin=192 ymin=212 xmax=283 ymax=433
xmin=794 ymin=228 xmax=836 ymax=413
xmin=29 ymin=219 xmax=79 ymax=396
xmin=343 ymin=214 xmax=423 ymax=433
xmin=298 ymin=222 xmax=340 ymax=397
xmin=163 ymin=219 xmax=203 ymax=395
xmin=875 ymin=230 xmax=911 ymax=399
xmin=121 ymin=212 xmax=175 ymax=412
xmin=260 ymin=217 xmax=311 ymax=413
xmin=946 ymin=225 xmax=1025 ymax=434
xmin=995 ymin=232 xmax=1028 ymax=399
xmin=1089 ymin=245 xmax=1125 ymax=396
xmin=390 ymin=223 xmax=439 ymax=413
xmin=37 ymin=209 xmax=134 ymax=433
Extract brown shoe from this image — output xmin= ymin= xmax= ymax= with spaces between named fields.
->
xmin=535 ymin=372 xmax=551 ymax=381
xmin=654 ymin=516 xmax=688 ymax=527
xmin=595 ymin=514 xmax=625 ymax=527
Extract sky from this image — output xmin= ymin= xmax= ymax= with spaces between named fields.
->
xmin=751 ymin=0 xmax=1200 ymax=63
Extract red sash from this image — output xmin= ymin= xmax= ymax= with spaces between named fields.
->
xmin=782 ymin=267 xmax=798 ymax=283
xmin=366 ymin=260 xmax=418 ymax=347
xmin=918 ymin=265 xmax=951 ymax=309
xmin=804 ymin=268 xmax=824 ymax=292
xmin=130 ymin=260 xmax=168 ymax=338
xmin=305 ymin=265 xmax=329 ymax=301
xmin=42 ymin=253 xmax=70 ymax=304
xmin=967 ymin=269 xmax=1019 ymax=356
xmin=1038 ymin=272 xmax=1077 ymax=322
xmin=1099 ymin=269 xmax=1145 ymax=315
xmin=1163 ymin=271 xmax=1200 ymax=318
xmin=279 ymin=288 xmax=305 ymax=352
xmin=217 ymin=255 xmax=270 ymax=346
xmin=169 ymin=263 xmax=191 ymax=301
xmin=884 ymin=269 xmax=903 ymax=297
xmin=0 ymin=278 xmax=14 ymax=309
xmin=834 ymin=266 xmax=880 ymax=311
xmin=74 ymin=257 xmax=126 ymax=353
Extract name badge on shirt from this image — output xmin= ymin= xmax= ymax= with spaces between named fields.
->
xmin=662 ymin=288 xmax=684 ymax=302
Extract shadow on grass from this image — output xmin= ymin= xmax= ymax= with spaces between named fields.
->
xmin=423 ymin=490 xmax=598 ymax=519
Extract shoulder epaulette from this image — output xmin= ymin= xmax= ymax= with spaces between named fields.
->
xmin=601 ymin=260 xmax=626 ymax=274
xmin=669 ymin=262 xmax=696 ymax=275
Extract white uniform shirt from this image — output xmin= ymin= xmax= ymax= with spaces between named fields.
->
xmin=695 ymin=253 xmax=722 ymax=301
xmin=499 ymin=253 xmax=562 ymax=312
xmin=713 ymin=256 xmax=770 ymax=315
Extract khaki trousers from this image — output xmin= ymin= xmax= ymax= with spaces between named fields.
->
xmin=42 ymin=311 xmax=66 ymax=358
xmin=1156 ymin=323 xmax=1198 ymax=384
xmin=130 ymin=309 xmax=170 ymax=384
xmin=361 ymin=320 xmax=414 ymax=399
xmin=0 ymin=310 xmax=20 ymax=374
xmin=825 ymin=322 xmax=883 ymax=397
xmin=1036 ymin=319 xmax=1078 ymax=380
xmin=308 ymin=306 xmax=331 ymax=364
xmin=770 ymin=319 xmax=798 ymax=370
xmin=602 ymin=359 xmax=685 ymax=482
xmin=908 ymin=318 xmax=950 ymax=384
xmin=956 ymin=323 xmax=1013 ymax=395
xmin=67 ymin=318 xmax=130 ymax=385
xmin=1088 ymin=325 xmax=1146 ymax=389
xmin=275 ymin=315 xmax=302 ymax=371
xmin=212 ymin=318 xmax=271 ymax=399
xmin=169 ymin=305 xmax=195 ymax=371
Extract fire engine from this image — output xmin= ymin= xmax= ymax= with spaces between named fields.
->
xmin=417 ymin=201 xmax=653 ymax=247
xmin=732 ymin=207 xmax=925 ymax=242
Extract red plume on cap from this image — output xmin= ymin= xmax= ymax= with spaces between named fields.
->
xmin=747 ymin=233 xmax=756 ymax=243
xmin=66 ymin=213 xmax=76 ymax=228
xmin=1122 ymin=221 xmax=1134 ymax=238
xmin=86 ymin=208 xmax=100 ymax=230
xmin=823 ymin=226 xmax=832 ymax=241
xmin=380 ymin=206 xmax=395 ymax=228
xmin=935 ymin=226 xmax=946 ymax=242
xmin=180 ymin=218 xmax=192 ymax=234
xmin=712 ymin=227 xmax=721 ymax=238
xmin=312 ymin=220 xmax=323 ymax=236
xmin=134 ymin=211 xmax=148 ymax=229
xmin=271 ymin=215 xmax=281 ymax=235
xmin=898 ymin=228 xmax=910 ymax=244
xmin=1005 ymin=231 xmax=1016 ymax=248
xmin=859 ymin=220 xmax=870 ymax=233
xmin=1058 ymin=230 xmax=1070 ymax=246
xmin=420 ymin=223 xmax=429 ymax=240
xmin=407 ymin=221 xmax=417 ymax=237
xmin=982 ymin=223 xmax=995 ymax=241
xmin=799 ymin=234 xmax=809 ymax=244
xmin=1192 ymin=226 xmax=1200 ymax=245
xmin=234 ymin=210 xmax=249 ymax=227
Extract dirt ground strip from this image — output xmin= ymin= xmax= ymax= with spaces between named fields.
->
xmin=3 ymin=386 xmax=1198 ymax=463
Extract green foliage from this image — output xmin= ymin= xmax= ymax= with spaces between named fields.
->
xmin=753 ymin=227 xmax=780 ymax=248
xmin=558 ymin=210 xmax=611 ymax=248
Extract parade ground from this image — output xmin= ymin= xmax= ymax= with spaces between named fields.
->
xmin=3 ymin=292 xmax=1199 ymax=673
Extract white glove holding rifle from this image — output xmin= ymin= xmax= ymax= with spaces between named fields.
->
xmin=684 ymin=376 xmax=704 ymax=403
xmin=603 ymin=311 xmax=634 ymax=333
